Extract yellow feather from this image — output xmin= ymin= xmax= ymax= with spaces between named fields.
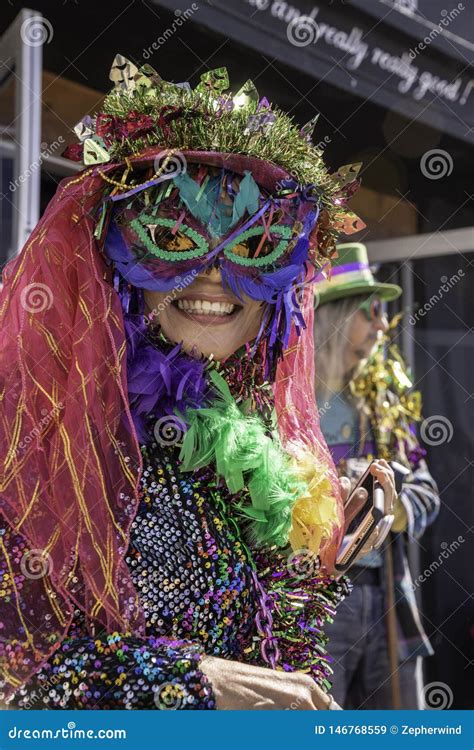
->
xmin=287 ymin=444 xmax=340 ymax=555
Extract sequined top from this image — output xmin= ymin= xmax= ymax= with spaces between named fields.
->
xmin=127 ymin=445 xmax=257 ymax=658
xmin=5 ymin=435 xmax=348 ymax=711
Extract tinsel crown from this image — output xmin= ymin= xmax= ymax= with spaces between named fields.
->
xmin=64 ymin=55 xmax=364 ymax=253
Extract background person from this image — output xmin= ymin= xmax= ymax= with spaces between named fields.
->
xmin=313 ymin=242 xmax=440 ymax=709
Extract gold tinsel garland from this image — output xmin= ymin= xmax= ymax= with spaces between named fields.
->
xmin=349 ymin=314 xmax=422 ymax=463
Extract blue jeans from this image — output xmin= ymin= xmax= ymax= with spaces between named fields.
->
xmin=325 ymin=583 xmax=422 ymax=709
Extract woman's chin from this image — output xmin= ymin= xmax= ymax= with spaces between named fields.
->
xmin=159 ymin=304 xmax=249 ymax=360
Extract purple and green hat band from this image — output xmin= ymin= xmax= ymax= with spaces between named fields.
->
xmin=316 ymin=260 xmax=372 ymax=285
xmin=314 ymin=242 xmax=402 ymax=306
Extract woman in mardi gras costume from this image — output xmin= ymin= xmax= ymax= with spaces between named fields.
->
xmin=0 ymin=58 xmax=396 ymax=710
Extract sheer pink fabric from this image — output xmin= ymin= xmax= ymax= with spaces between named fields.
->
xmin=0 ymin=171 xmax=144 ymax=697
xmin=274 ymin=279 xmax=344 ymax=569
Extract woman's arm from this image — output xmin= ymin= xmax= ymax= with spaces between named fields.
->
xmin=6 ymin=622 xmax=215 ymax=710
xmin=8 ymin=621 xmax=341 ymax=711
xmin=200 ymin=655 xmax=335 ymax=710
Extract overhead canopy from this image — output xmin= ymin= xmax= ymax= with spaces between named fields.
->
xmin=156 ymin=0 xmax=474 ymax=145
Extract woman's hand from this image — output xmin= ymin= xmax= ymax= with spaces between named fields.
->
xmin=200 ymin=655 xmax=337 ymax=710
xmin=339 ymin=459 xmax=397 ymax=561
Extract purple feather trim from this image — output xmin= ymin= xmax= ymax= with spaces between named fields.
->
xmin=123 ymin=313 xmax=209 ymax=442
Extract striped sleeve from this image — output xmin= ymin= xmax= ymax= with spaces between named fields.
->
xmin=398 ymin=461 xmax=440 ymax=541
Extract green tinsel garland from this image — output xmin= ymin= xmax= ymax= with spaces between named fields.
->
xmin=179 ymin=369 xmax=303 ymax=548
xmin=101 ymin=85 xmax=336 ymax=198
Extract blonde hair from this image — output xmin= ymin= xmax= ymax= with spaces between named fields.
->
xmin=313 ymin=295 xmax=366 ymax=400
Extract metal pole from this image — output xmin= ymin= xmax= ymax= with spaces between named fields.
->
xmin=0 ymin=9 xmax=43 ymax=258
xmin=401 ymin=261 xmax=415 ymax=371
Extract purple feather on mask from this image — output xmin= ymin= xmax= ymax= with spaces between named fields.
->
xmin=123 ymin=313 xmax=209 ymax=442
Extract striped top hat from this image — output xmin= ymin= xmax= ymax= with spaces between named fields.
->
xmin=314 ymin=242 xmax=401 ymax=306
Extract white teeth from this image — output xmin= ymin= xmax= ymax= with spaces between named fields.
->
xmin=177 ymin=299 xmax=235 ymax=316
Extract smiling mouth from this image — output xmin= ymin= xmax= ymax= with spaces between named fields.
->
xmin=173 ymin=298 xmax=242 ymax=318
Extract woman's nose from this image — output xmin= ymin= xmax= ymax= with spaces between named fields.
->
xmin=202 ymin=266 xmax=222 ymax=283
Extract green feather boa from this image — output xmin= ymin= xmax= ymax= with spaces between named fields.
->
xmin=179 ymin=369 xmax=302 ymax=548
